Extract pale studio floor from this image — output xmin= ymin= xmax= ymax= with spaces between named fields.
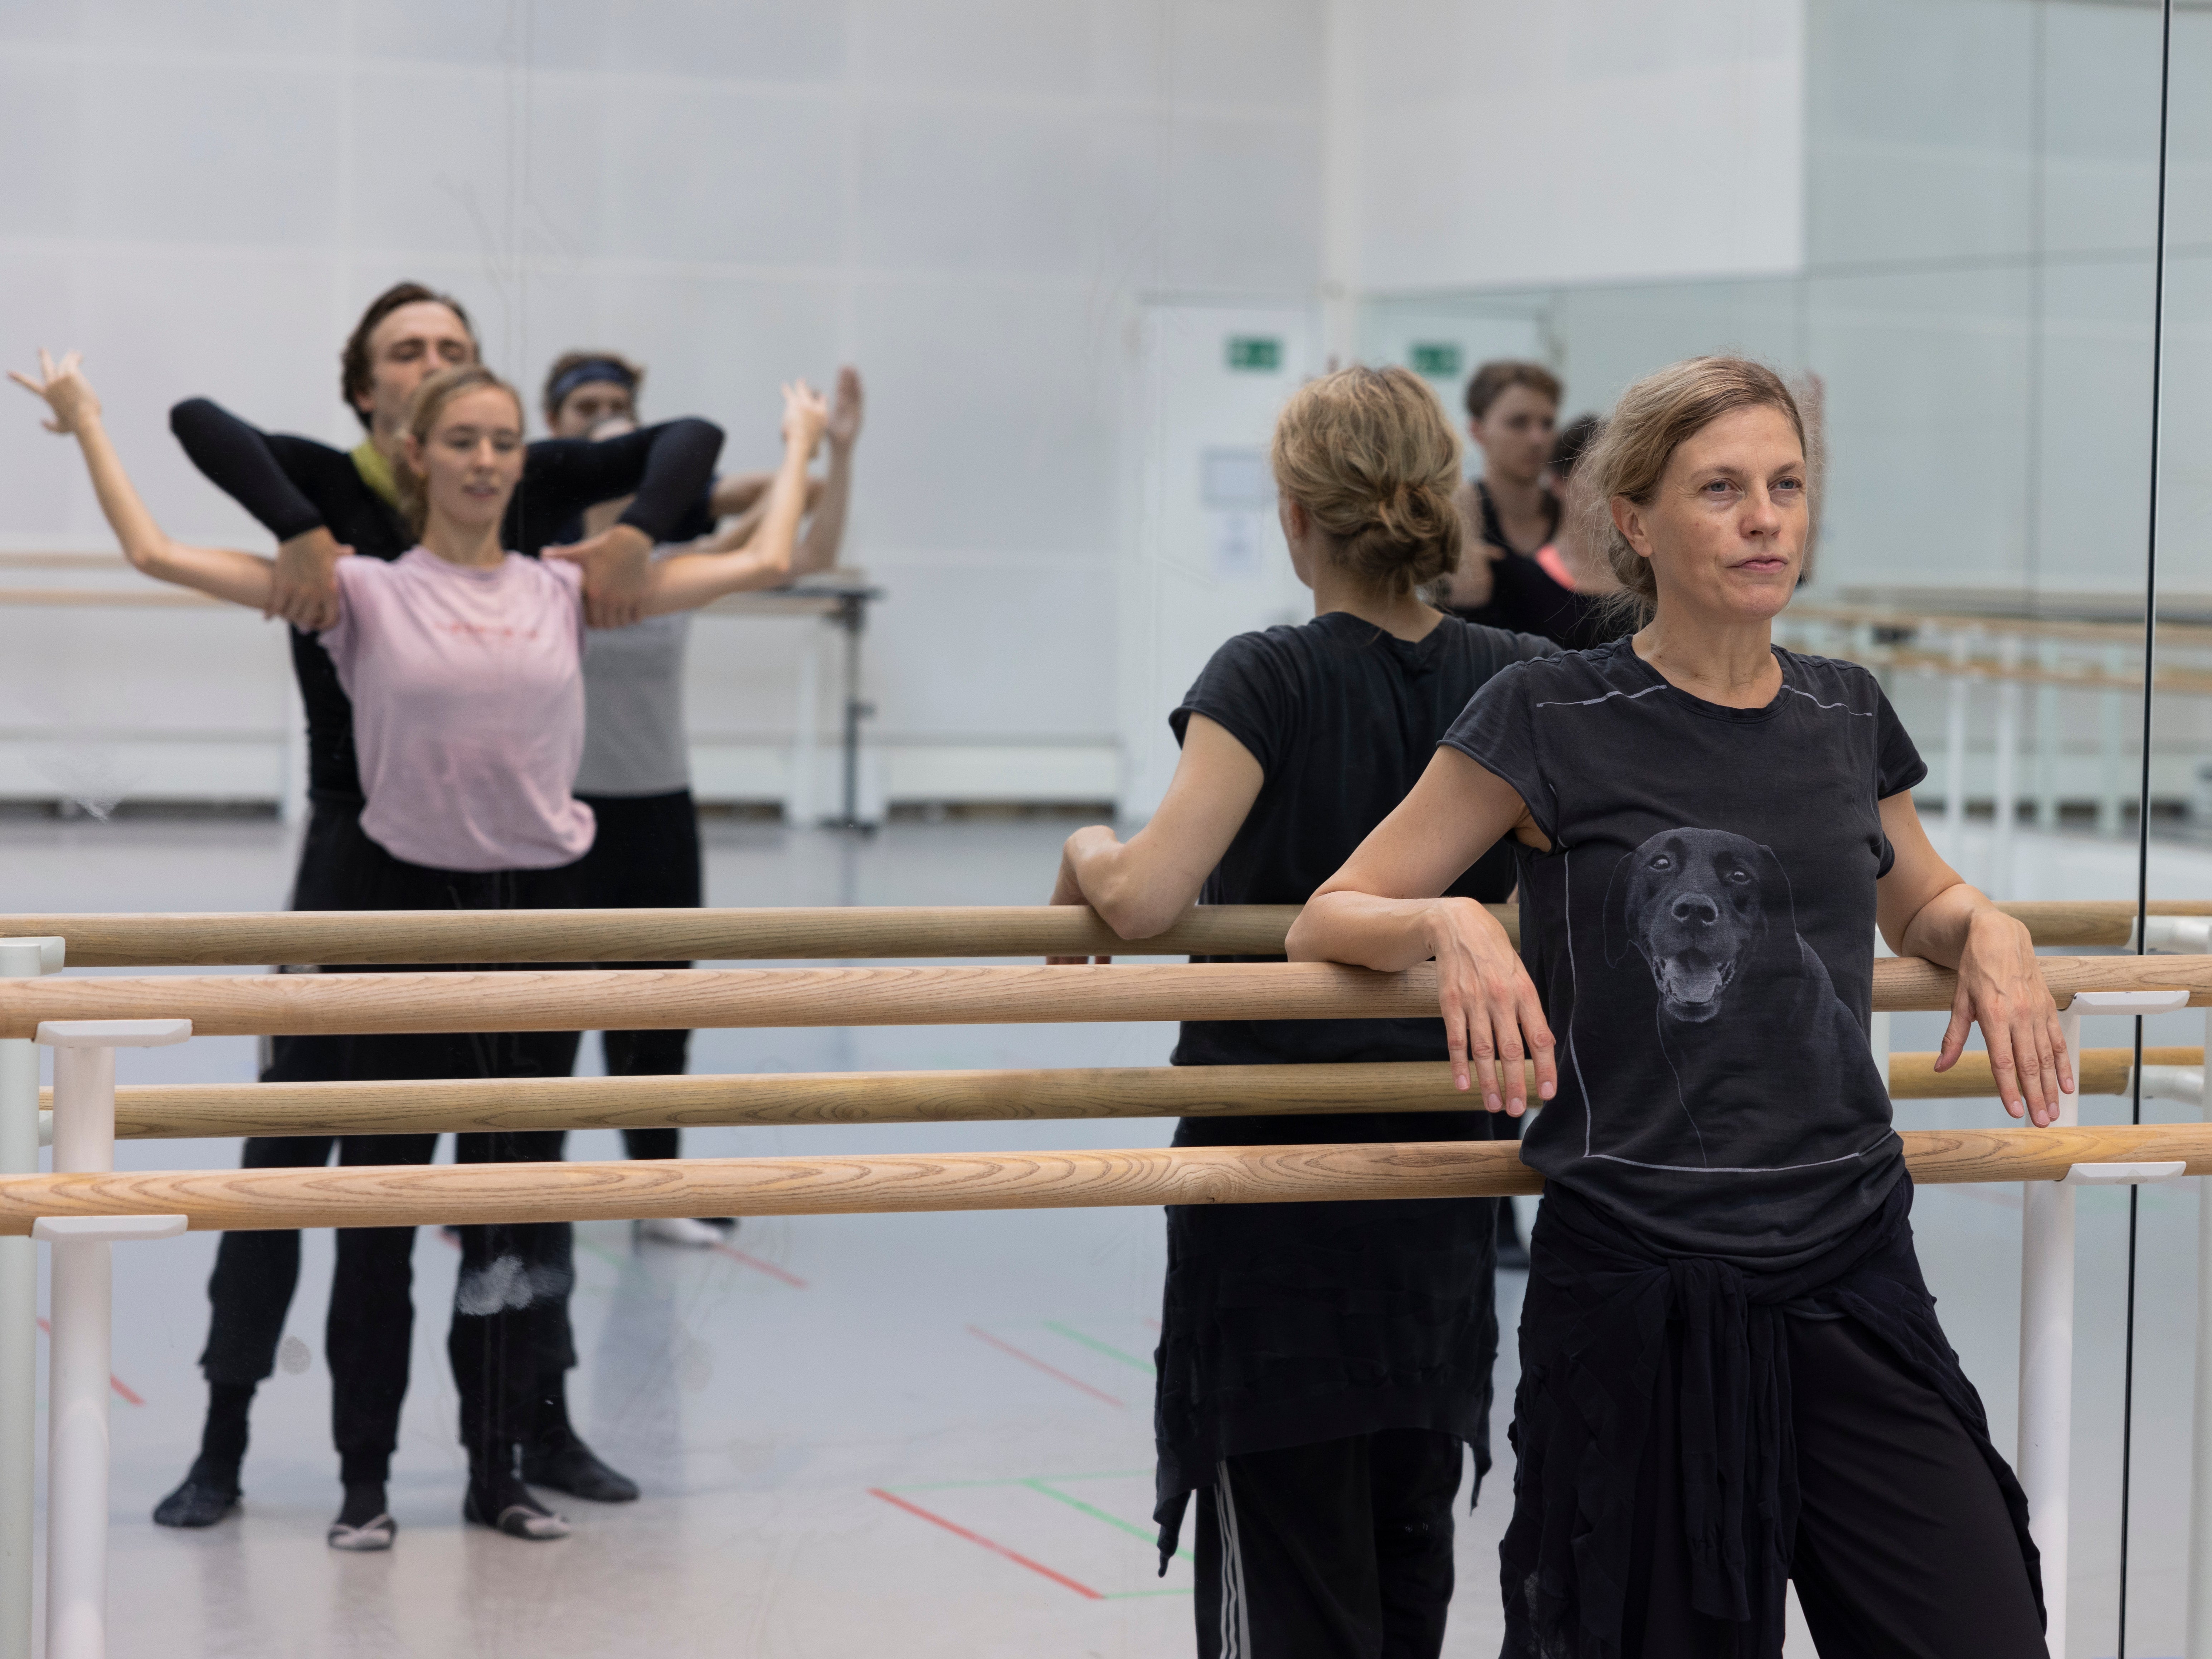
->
xmin=6 ymin=809 xmax=2212 ymax=1658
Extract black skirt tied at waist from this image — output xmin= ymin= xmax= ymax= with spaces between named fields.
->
xmin=1502 ymin=1177 xmax=2042 ymax=1658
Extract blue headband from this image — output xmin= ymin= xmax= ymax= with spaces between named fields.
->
xmin=549 ymin=358 xmax=636 ymax=410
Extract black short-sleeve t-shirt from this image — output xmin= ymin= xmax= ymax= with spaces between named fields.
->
xmin=1168 ymin=610 xmax=1553 ymax=1092
xmin=1440 ymin=640 xmax=1927 ymax=1268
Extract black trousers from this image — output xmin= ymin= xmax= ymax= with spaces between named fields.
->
xmin=1193 ymin=1428 xmax=1464 ymax=1659
xmin=1623 ymin=1315 xmax=2046 ymax=1659
xmin=574 ymin=790 xmax=702 ymax=1161
xmin=194 ymin=801 xmax=584 ymax=1481
xmin=198 ymin=1131 xmax=438 ymax=1485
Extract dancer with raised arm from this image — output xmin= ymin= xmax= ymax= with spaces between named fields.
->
xmin=13 ymin=349 xmax=825 ymax=1547
xmin=1289 ymin=356 xmax=2058 ymax=1657
xmin=140 ymin=282 xmax=726 ymax=1539
xmin=541 ymin=354 xmax=863 ymax=1250
xmin=1051 ymin=367 xmax=1550 ymax=1659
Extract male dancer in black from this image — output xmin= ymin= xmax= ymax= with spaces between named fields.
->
xmin=155 ymin=282 xmax=718 ymax=1546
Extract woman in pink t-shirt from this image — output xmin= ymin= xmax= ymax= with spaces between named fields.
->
xmin=15 ymin=351 xmax=827 ymax=1544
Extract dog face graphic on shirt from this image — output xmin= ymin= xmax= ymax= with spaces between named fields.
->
xmin=1603 ymin=828 xmax=1793 ymax=1024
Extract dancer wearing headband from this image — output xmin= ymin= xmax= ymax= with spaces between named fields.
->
xmin=14 ymin=349 xmax=821 ymax=1546
xmin=142 ymin=283 xmax=725 ymax=1540
xmin=1051 ymin=367 xmax=1548 ymax=1659
xmin=541 ymin=354 xmax=863 ymax=1251
xmin=1293 ymin=356 xmax=2053 ymax=1656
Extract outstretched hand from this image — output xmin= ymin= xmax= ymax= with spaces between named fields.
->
xmin=546 ymin=522 xmax=653 ymax=629
xmin=782 ymin=379 xmax=830 ymax=456
xmin=8 ymin=349 xmax=99 ymax=433
xmin=1933 ymin=907 xmax=2072 ymax=1126
xmin=826 ymin=367 xmax=864 ymax=452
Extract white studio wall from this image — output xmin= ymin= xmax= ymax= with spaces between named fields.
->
xmin=0 ymin=0 xmax=1328 ymax=817
xmin=1356 ymin=0 xmax=1808 ymax=293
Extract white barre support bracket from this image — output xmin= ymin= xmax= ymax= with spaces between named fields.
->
xmin=30 ymin=1217 xmax=186 ymax=1244
xmin=2061 ymin=1162 xmax=2186 ymax=1186
xmin=2140 ymin=1066 xmax=2205 ymax=1109
xmin=2068 ymin=989 xmax=2193 ymax=1017
xmin=2133 ymin=915 xmax=2212 ymax=954
xmin=35 ymin=1020 xmax=190 ymax=1050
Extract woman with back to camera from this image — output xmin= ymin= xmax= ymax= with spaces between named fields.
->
xmin=1050 ymin=366 xmax=1552 ymax=1658
xmin=1291 ymin=356 xmax=2061 ymax=1656
xmin=13 ymin=349 xmax=826 ymax=1547
xmin=540 ymin=351 xmax=862 ymax=1250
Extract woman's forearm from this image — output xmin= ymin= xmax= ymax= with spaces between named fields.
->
xmin=638 ymin=438 xmax=813 ymax=614
xmin=74 ymin=414 xmax=171 ymax=570
xmin=75 ymin=417 xmax=276 ymax=608
xmin=794 ymin=449 xmax=853 ymax=577
xmin=1894 ymin=879 xmax=1986 ymax=969
xmin=1061 ymin=831 xmax=1202 ymax=940
xmin=1289 ymin=891 xmax=1471 ymax=972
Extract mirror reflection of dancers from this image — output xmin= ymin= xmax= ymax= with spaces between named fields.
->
xmin=1439 ymin=360 xmax=1560 ymax=625
xmin=539 ymin=353 xmax=862 ymax=1248
xmin=1051 ymin=367 xmax=1549 ymax=1658
xmin=13 ymin=350 xmax=826 ymax=1546
xmin=1293 ymin=356 xmax=2059 ymax=1656
xmin=144 ymin=283 xmax=729 ymax=1541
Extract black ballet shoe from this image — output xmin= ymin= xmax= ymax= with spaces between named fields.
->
xmin=327 ymin=1481 xmax=396 ymax=1552
xmin=464 ymin=1481 xmax=571 ymax=1541
xmin=521 ymin=1435 xmax=640 ymax=1503
xmin=153 ymin=1463 xmax=240 ymax=1529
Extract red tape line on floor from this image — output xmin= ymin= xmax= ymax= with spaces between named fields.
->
xmin=968 ymin=1325 xmax=1123 ymax=1407
xmin=869 ymin=1487 xmax=1103 ymax=1599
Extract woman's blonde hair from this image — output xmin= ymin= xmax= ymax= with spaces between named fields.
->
xmin=1269 ymin=365 xmax=1463 ymax=598
xmin=1575 ymin=355 xmax=1814 ymax=626
xmin=395 ymin=363 xmax=525 ymax=535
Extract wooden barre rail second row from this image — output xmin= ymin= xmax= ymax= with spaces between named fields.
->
xmin=1 ymin=899 xmax=2204 ymax=966
xmin=33 ymin=1051 xmax=2199 ymax=1140
xmin=3 ymin=957 xmax=2211 ymax=1038
xmin=3 ymin=1125 xmax=2208 ymax=1233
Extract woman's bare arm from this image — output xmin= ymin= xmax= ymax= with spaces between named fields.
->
xmin=1288 ymin=747 xmax=1555 ymax=1110
xmin=1046 ymin=715 xmax=1265 ymax=952
xmin=1877 ymin=791 xmax=2071 ymax=1125
xmin=10 ymin=351 xmax=277 ymax=611
xmin=633 ymin=382 xmax=827 ymax=616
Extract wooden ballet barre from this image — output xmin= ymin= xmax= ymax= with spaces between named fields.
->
xmin=0 ymin=961 xmax=1429 ymax=1038
xmin=2 ymin=955 xmax=2210 ymax=1039
xmin=5 ymin=899 xmax=2206 ymax=966
xmin=1889 ymin=1046 xmax=2197 ymax=1100
xmin=1999 ymin=899 xmax=2212 ymax=946
xmin=0 ymin=903 xmax=1332 ymax=967
xmin=43 ymin=1048 xmax=2192 ymax=1141
xmin=4 ymin=1124 xmax=2211 ymax=1233
xmin=69 ymin=1063 xmax=1473 ymax=1139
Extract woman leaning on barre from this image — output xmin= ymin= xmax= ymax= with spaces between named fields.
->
xmin=1290 ymin=355 xmax=2068 ymax=1658
xmin=1053 ymin=365 xmax=1548 ymax=1659
xmin=11 ymin=349 xmax=827 ymax=1546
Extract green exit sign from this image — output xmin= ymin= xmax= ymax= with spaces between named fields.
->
xmin=1410 ymin=342 xmax=1462 ymax=377
xmin=1225 ymin=335 xmax=1282 ymax=372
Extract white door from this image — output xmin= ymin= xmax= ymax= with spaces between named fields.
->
xmin=1116 ymin=303 xmax=1316 ymax=822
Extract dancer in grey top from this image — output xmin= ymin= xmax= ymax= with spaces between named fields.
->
xmin=547 ymin=354 xmax=862 ymax=1247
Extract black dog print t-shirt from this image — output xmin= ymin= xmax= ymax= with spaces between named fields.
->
xmin=1440 ymin=639 xmax=1927 ymax=1268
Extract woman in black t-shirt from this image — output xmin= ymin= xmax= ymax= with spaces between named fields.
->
xmin=1050 ymin=366 xmax=1550 ymax=1659
xmin=1292 ymin=358 xmax=2061 ymax=1657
